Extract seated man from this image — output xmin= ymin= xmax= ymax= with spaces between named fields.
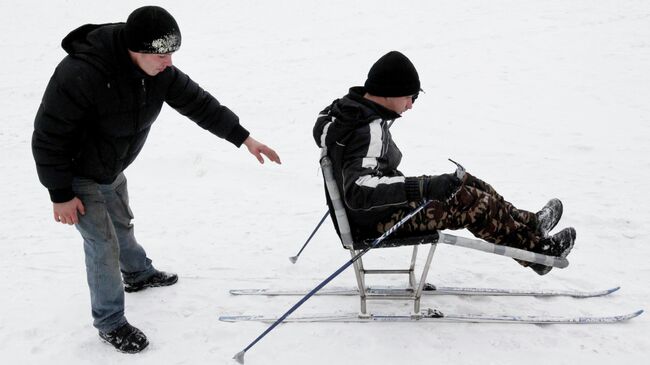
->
xmin=313 ymin=51 xmax=575 ymax=275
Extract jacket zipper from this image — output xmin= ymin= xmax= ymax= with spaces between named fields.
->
xmin=141 ymin=78 xmax=147 ymax=105
xmin=133 ymin=78 xmax=146 ymax=133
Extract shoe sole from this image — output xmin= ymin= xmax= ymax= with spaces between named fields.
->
xmin=559 ymin=228 xmax=576 ymax=259
xmin=124 ymin=275 xmax=179 ymax=293
xmin=99 ymin=335 xmax=149 ymax=354
xmin=530 ymin=227 xmax=575 ymax=276
xmin=530 ymin=262 xmax=553 ymax=275
xmin=538 ymin=199 xmax=563 ymax=237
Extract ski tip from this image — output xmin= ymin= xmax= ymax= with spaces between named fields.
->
xmin=617 ymin=309 xmax=644 ymax=322
xmin=233 ymin=350 xmax=246 ymax=364
xmin=570 ymin=286 xmax=621 ymax=298
xmin=289 ymin=256 xmax=298 ymax=264
xmin=608 ymin=286 xmax=621 ymax=294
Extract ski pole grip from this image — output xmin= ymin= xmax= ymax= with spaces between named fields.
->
xmin=448 ymin=158 xmax=466 ymax=180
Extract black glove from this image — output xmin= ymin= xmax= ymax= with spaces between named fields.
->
xmin=423 ymin=173 xmax=461 ymax=202
xmin=404 ymin=159 xmax=467 ymax=202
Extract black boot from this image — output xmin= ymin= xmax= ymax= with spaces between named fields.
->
xmin=124 ymin=270 xmax=178 ymax=293
xmin=536 ymin=199 xmax=563 ymax=237
xmin=99 ymin=322 xmax=149 ymax=353
xmin=530 ymin=227 xmax=576 ymax=276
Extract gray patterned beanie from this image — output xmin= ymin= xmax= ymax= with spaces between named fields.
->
xmin=124 ymin=6 xmax=181 ymax=54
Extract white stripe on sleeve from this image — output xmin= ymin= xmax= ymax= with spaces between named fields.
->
xmin=355 ymin=175 xmax=405 ymax=188
xmin=361 ymin=119 xmax=383 ymax=168
xmin=319 ymin=120 xmax=333 ymax=148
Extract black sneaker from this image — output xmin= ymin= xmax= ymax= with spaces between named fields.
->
xmin=99 ymin=322 xmax=148 ymax=353
xmin=536 ymin=199 xmax=563 ymax=237
xmin=530 ymin=227 xmax=576 ymax=275
xmin=124 ymin=271 xmax=178 ymax=293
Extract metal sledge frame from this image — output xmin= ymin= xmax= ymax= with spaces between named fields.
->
xmin=320 ymin=155 xmax=568 ymax=317
xmin=350 ymin=239 xmax=438 ymax=316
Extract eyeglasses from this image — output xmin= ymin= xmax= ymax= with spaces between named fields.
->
xmin=411 ymin=93 xmax=419 ymax=103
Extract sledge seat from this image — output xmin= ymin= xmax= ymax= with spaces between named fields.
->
xmin=352 ymin=232 xmax=439 ymax=250
xmin=320 ymin=155 xmax=439 ymax=315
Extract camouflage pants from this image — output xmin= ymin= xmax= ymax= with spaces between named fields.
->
xmin=376 ymin=173 xmax=541 ymax=258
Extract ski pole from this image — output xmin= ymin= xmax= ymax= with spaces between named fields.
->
xmin=233 ymin=199 xmax=432 ymax=364
xmin=289 ymin=211 xmax=329 ymax=264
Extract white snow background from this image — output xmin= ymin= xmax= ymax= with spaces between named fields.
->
xmin=1 ymin=0 xmax=649 ymax=364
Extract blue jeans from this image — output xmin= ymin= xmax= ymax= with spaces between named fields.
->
xmin=72 ymin=173 xmax=155 ymax=333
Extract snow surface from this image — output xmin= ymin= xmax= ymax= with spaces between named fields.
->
xmin=1 ymin=0 xmax=649 ymax=364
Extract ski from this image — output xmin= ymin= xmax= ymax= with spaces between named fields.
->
xmin=229 ymin=284 xmax=620 ymax=299
xmin=219 ymin=308 xmax=643 ymax=324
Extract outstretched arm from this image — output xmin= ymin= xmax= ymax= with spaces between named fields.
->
xmin=243 ymin=136 xmax=281 ymax=164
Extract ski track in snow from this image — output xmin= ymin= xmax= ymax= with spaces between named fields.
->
xmin=1 ymin=0 xmax=649 ymax=364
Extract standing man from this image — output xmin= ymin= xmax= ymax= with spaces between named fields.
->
xmin=314 ymin=51 xmax=575 ymax=276
xmin=32 ymin=6 xmax=280 ymax=353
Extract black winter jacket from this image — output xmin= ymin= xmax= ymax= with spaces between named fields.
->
xmin=313 ymin=87 xmax=421 ymax=236
xmin=314 ymin=87 xmax=461 ymax=238
xmin=32 ymin=23 xmax=249 ymax=202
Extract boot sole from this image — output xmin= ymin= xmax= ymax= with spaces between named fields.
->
xmin=124 ymin=275 xmax=179 ymax=293
xmin=538 ymin=199 xmax=563 ymax=237
xmin=559 ymin=228 xmax=577 ymax=259
xmin=530 ymin=227 xmax=576 ymax=276
xmin=99 ymin=334 xmax=149 ymax=353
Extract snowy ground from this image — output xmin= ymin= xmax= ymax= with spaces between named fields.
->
xmin=1 ymin=0 xmax=649 ymax=364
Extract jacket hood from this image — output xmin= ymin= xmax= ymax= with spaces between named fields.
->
xmin=61 ymin=23 xmax=133 ymax=76
xmin=330 ymin=87 xmax=401 ymax=124
xmin=314 ymin=86 xmax=400 ymax=148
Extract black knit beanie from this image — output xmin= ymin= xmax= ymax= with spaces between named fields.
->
xmin=364 ymin=51 xmax=421 ymax=97
xmin=124 ymin=6 xmax=181 ymax=53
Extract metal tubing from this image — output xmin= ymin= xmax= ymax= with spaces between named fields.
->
xmin=408 ymin=245 xmax=419 ymax=288
xmin=364 ymin=269 xmax=413 ymax=274
xmin=350 ymin=248 xmax=367 ymax=314
xmin=414 ymin=243 xmax=438 ymax=312
xmin=438 ymin=233 xmax=569 ymax=268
